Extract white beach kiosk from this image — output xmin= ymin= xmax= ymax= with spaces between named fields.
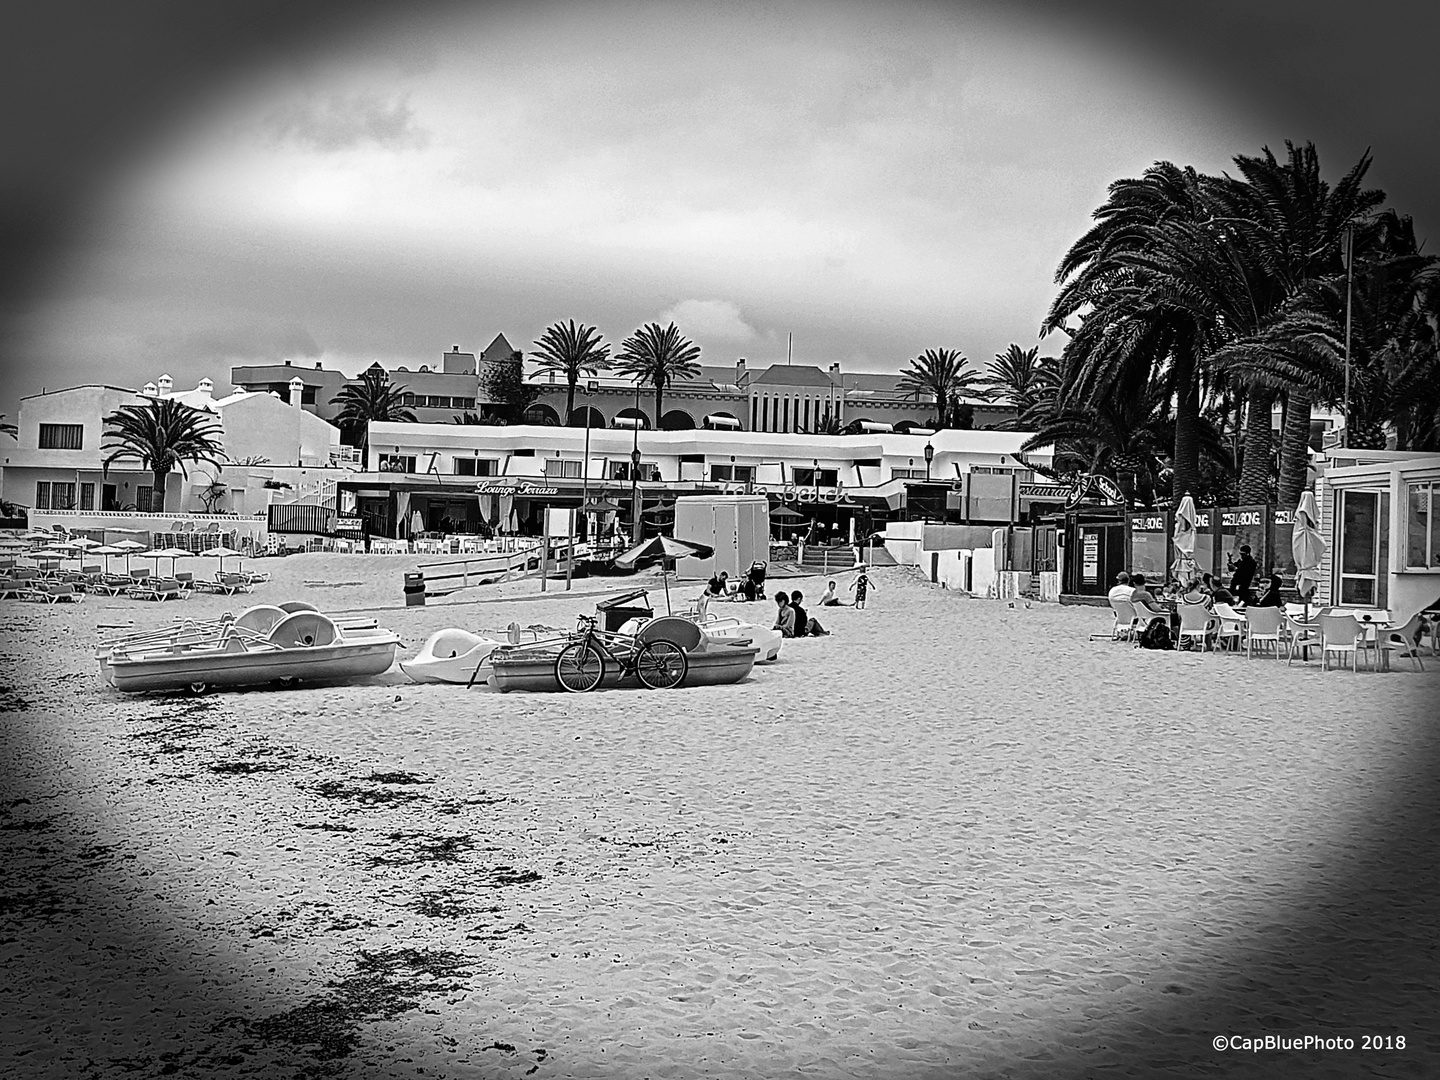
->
xmin=672 ymin=495 xmax=770 ymax=579
xmin=1320 ymin=454 xmax=1440 ymax=619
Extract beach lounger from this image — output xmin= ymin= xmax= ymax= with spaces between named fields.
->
xmin=35 ymin=582 xmax=83 ymax=603
xmin=193 ymin=572 xmax=250 ymax=596
xmin=128 ymin=579 xmax=185 ymax=602
xmin=0 ymin=577 xmax=40 ymax=601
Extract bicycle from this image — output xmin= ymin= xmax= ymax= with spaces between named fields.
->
xmin=554 ymin=615 xmax=688 ymax=692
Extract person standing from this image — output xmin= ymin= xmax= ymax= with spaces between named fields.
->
xmin=850 ymin=570 xmax=873 ymax=609
xmin=1228 ymin=544 xmax=1258 ymax=605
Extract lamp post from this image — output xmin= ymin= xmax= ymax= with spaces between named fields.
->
xmin=1341 ymin=222 xmax=1354 ymax=448
xmin=630 ymin=382 xmax=642 ymax=543
xmin=924 ymin=441 xmax=934 ymax=481
xmin=580 ymin=379 xmax=598 ymax=539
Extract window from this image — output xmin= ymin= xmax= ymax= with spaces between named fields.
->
xmin=890 ymin=468 xmax=927 ymax=480
xmin=136 ymin=485 xmax=154 ymax=512
xmin=791 ymin=467 xmax=838 ymax=487
xmin=35 ymin=481 xmax=50 ymax=509
xmin=544 ymin=458 xmax=582 ymax=478
xmin=803 ymin=399 xmax=811 ymax=431
xmin=38 ymin=423 xmax=84 ymax=449
xmin=400 ymin=393 xmax=418 ymax=406
xmin=1338 ymin=489 xmax=1390 ymax=608
xmin=454 ymin=457 xmax=498 ymax=477
xmin=751 ymin=398 xmax=759 ymax=430
xmin=971 ymin=466 xmax=1035 ymax=481
xmin=378 ymin=454 xmax=417 ymax=473
xmin=80 ymin=483 xmax=95 ymax=510
xmin=782 ymin=398 xmax=790 ymax=432
xmin=453 ymin=397 xmax=475 ymax=410
xmin=301 ymin=386 xmax=317 ymax=405
xmin=610 ymin=461 xmax=659 ymax=482
xmin=710 ymin=464 xmax=756 ymax=483
xmin=50 ymin=482 xmax=76 ymax=510
xmin=1406 ymin=480 xmax=1440 ymax=569
xmin=761 ymin=398 xmax=770 ymax=431
xmin=425 ymin=395 xmax=449 ymax=408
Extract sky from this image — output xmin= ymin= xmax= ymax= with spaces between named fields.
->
xmin=2 ymin=0 xmax=1438 ymax=420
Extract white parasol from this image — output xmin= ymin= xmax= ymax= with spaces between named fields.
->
xmin=149 ymin=546 xmax=193 ymax=576
xmin=1171 ymin=493 xmax=1199 ymax=583
xmin=112 ymin=538 xmax=148 ymax=573
xmin=1291 ymin=490 xmax=1326 ymax=618
xmin=201 ymin=544 xmax=245 ymax=573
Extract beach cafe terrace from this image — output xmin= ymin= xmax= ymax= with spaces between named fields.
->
xmin=336 ymin=422 xmax=1054 ymax=542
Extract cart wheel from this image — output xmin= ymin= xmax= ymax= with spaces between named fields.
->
xmin=187 ymin=682 xmax=208 ymax=696
xmin=555 ymin=643 xmax=605 ymax=692
xmin=636 ymin=640 xmax=687 ymax=689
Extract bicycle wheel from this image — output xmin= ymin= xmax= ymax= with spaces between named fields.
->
xmin=555 ymin=642 xmax=605 ymax=692
xmin=636 ymin=640 xmax=688 ymax=689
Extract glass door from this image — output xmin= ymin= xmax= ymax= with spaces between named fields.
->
xmin=1337 ymin=490 xmax=1390 ymax=609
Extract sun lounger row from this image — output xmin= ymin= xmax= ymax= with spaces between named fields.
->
xmin=0 ymin=578 xmax=84 ymax=603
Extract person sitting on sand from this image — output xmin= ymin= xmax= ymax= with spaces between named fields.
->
xmin=849 ymin=571 xmax=873 ymax=609
xmin=1107 ymin=571 xmax=1131 ymax=605
xmin=789 ymin=589 xmax=829 ymax=636
xmin=772 ymin=590 xmax=797 ymax=637
xmin=820 ymin=579 xmax=843 ymax=606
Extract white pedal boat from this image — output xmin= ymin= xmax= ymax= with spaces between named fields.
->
xmin=618 ymin=613 xmax=783 ymax=663
xmin=100 ymin=606 xmax=399 ymax=694
xmin=400 ymin=624 xmax=565 ymax=685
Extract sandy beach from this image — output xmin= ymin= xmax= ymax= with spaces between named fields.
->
xmin=2 ymin=553 xmax=1437 ymax=1078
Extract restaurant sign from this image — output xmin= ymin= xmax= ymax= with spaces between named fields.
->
xmin=1019 ymin=483 xmax=1071 ymax=499
xmin=717 ymin=480 xmax=857 ymax=505
xmin=334 ymin=515 xmax=364 ymax=535
xmin=475 ymin=482 xmax=560 ymax=496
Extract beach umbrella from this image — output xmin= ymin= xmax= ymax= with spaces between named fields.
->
xmin=90 ymin=544 xmax=126 ymax=573
xmin=68 ymin=537 xmax=102 ymax=550
xmin=1171 ymin=493 xmax=1199 ymax=583
xmin=111 ymin=538 xmax=147 ymax=573
xmin=1292 ymin=490 xmax=1326 ymax=619
xmin=150 ymin=546 xmax=192 ymax=576
xmin=201 ymin=544 xmax=245 ymax=573
xmin=614 ymin=534 xmax=715 ymax=613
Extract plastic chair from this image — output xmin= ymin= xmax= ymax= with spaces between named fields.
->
xmin=1094 ymin=597 xmax=1138 ymax=641
xmin=1377 ymin=613 xmax=1427 ymax=673
xmin=1317 ymin=613 xmax=1363 ymax=673
xmin=1243 ymin=607 xmax=1284 ymax=659
xmin=1176 ymin=602 xmax=1219 ymax=652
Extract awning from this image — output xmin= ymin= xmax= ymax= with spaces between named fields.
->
xmin=703 ymin=414 xmax=742 ymax=429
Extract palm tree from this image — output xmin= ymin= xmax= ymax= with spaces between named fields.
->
xmin=531 ymin=320 xmax=611 ymax=421
xmin=330 ymin=364 xmax=416 ymax=468
xmin=0 ymin=415 xmax=16 ymax=439
xmin=984 ymin=345 xmax=1054 ymax=428
xmin=897 ymin=348 xmax=989 ymax=429
xmin=611 ymin=322 xmax=702 ymax=424
xmin=101 ymin=398 xmax=225 ymax=513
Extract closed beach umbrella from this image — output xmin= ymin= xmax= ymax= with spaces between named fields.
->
xmin=1292 ymin=490 xmax=1326 ymax=615
xmin=1171 ymin=493 xmax=1198 ymax=582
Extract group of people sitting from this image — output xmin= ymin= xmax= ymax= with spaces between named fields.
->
xmin=1109 ymin=567 xmax=1286 ymax=622
xmin=772 ymin=589 xmax=830 ymax=637
xmin=704 ymin=561 xmax=770 ymax=604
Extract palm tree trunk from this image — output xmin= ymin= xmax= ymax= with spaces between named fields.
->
xmin=1276 ymin=388 xmax=1313 ymax=509
xmin=1238 ymin=388 xmax=1274 ymax=504
xmin=1170 ymin=348 xmax=1201 ymax=501
xmin=654 ymin=386 xmax=664 ymax=429
xmin=565 ymin=378 xmax=576 ymax=424
xmin=151 ymin=469 xmax=168 ymax=513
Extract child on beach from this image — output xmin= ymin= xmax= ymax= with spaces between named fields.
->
xmin=772 ymin=591 xmax=797 ymax=637
xmin=849 ymin=571 xmax=873 ymax=609
xmin=819 ymin=580 xmax=843 ymax=606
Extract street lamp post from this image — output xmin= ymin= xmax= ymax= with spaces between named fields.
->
xmin=1342 ymin=223 xmax=1355 ymax=448
xmin=580 ymin=379 xmax=598 ymax=540
xmin=630 ymin=383 xmax=642 ymax=543
xmin=924 ymin=441 xmax=934 ymax=481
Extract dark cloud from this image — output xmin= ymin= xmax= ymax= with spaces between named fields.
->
xmin=263 ymin=93 xmax=430 ymax=152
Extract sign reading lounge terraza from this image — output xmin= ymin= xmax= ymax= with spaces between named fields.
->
xmin=475 ymin=482 xmax=560 ymax=496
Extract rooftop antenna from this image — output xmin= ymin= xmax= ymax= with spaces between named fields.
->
xmin=787 ymin=332 xmax=792 ymax=366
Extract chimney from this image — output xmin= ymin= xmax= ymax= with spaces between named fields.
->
xmin=736 ymin=358 xmax=748 ymax=389
xmin=315 ymin=362 xmax=322 ymax=369
xmin=157 ymin=373 xmax=173 ymax=396
xmin=284 ymin=360 xmax=291 ymax=366
xmin=829 ymin=362 xmax=840 ymax=376
xmin=289 ymin=376 xmax=305 ymax=408
xmin=142 ymin=382 xmax=158 ymax=397
xmin=196 ymin=377 xmax=214 ymax=399
xmin=453 ymin=345 xmax=460 ymax=352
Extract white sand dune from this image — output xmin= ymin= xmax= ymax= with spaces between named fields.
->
xmin=1 ymin=553 xmax=1437 ymax=1078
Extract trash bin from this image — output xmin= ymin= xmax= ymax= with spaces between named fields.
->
xmin=403 ymin=571 xmax=426 ymax=607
